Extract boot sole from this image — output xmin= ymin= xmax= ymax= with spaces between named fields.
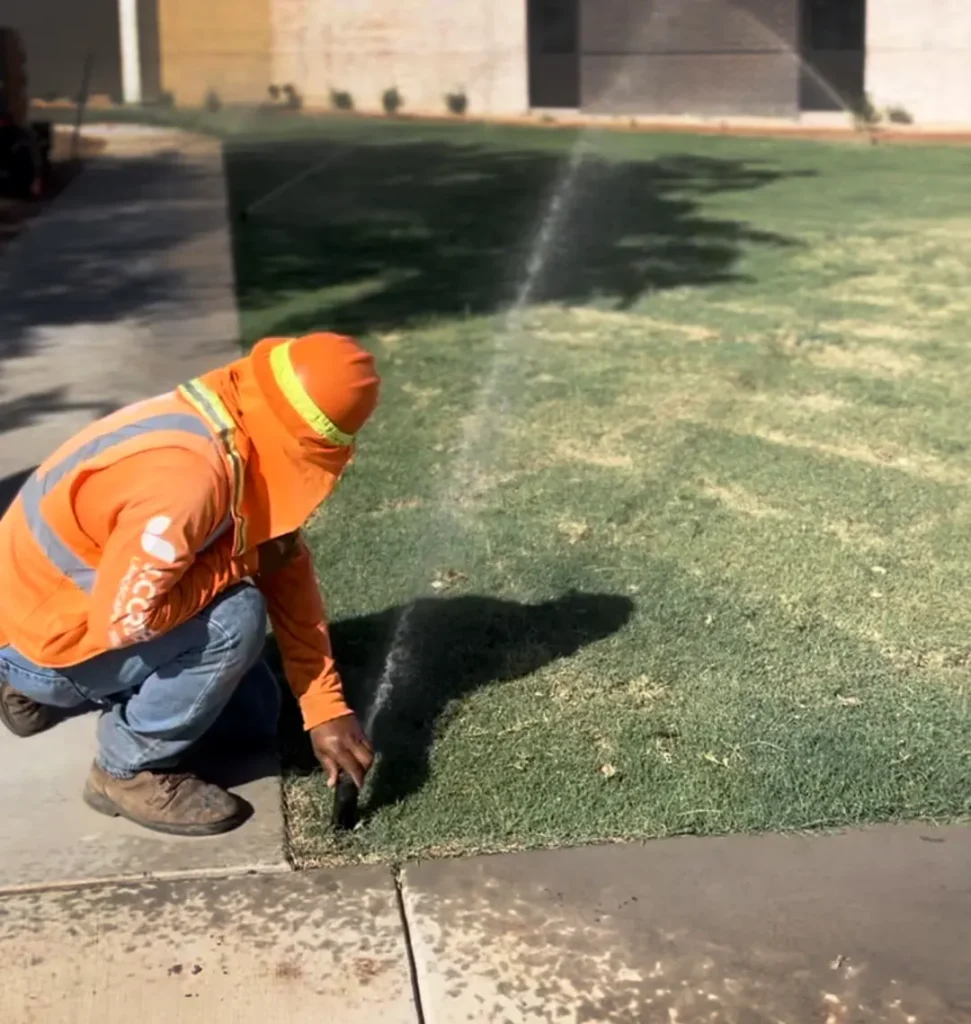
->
xmin=82 ymin=781 xmax=247 ymax=838
xmin=0 ymin=686 xmax=56 ymax=739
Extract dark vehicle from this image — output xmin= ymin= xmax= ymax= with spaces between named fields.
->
xmin=0 ymin=27 xmax=51 ymax=199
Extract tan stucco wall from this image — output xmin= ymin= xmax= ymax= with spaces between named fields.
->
xmin=270 ymin=0 xmax=528 ymax=116
xmin=159 ymin=0 xmax=272 ymax=105
xmin=866 ymin=0 xmax=971 ymax=124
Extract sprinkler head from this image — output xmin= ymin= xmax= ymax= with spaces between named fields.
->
xmin=331 ymin=772 xmax=360 ymax=831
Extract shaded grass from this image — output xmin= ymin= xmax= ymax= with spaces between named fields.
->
xmin=221 ymin=117 xmax=971 ymax=864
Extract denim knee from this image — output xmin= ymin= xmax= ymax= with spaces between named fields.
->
xmin=208 ymin=583 xmax=268 ymax=673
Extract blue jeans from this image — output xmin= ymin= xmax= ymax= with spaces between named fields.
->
xmin=0 ymin=583 xmax=280 ymax=778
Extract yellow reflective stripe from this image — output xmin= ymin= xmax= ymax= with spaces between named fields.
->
xmin=270 ymin=341 xmax=354 ymax=446
xmin=178 ymin=380 xmax=248 ymax=556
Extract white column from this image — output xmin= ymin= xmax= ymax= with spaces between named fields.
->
xmin=118 ymin=0 xmax=143 ymax=104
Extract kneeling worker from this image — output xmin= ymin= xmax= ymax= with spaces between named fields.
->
xmin=0 ymin=333 xmax=379 ymax=836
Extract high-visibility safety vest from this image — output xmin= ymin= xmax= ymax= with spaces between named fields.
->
xmin=0 ymin=379 xmax=245 ymax=667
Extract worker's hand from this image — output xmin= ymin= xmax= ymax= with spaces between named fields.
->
xmin=256 ymin=532 xmax=301 ymax=577
xmin=309 ymin=715 xmax=374 ymax=790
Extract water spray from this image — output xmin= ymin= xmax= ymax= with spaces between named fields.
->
xmin=238 ymin=149 xmax=348 ymax=223
xmin=328 ymin=135 xmax=592 ymax=837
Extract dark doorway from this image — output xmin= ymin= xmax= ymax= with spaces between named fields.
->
xmin=799 ymin=0 xmax=866 ymax=111
xmin=527 ymin=0 xmax=580 ymax=108
xmin=0 ymin=0 xmax=123 ymax=102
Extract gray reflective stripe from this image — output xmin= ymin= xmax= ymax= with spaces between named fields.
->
xmin=182 ymin=380 xmax=230 ymax=434
xmin=20 ymin=475 xmax=97 ymax=592
xmin=199 ymin=513 xmax=232 ymax=552
xmin=22 ymin=412 xmax=214 ymax=593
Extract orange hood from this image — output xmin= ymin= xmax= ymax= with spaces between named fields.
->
xmin=193 ymin=336 xmax=379 ymax=546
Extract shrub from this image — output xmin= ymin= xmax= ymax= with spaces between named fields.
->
xmin=445 ymin=89 xmax=468 ymax=116
xmin=885 ymin=105 xmax=914 ymax=125
xmin=330 ymin=88 xmax=354 ymax=111
xmin=851 ymin=92 xmax=881 ymax=127
xmin=382 ymin=86 xmax=403 ymax=116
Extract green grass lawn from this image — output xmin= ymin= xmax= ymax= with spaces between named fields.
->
xmin=220 ymin=114 xmax=971 ymax=865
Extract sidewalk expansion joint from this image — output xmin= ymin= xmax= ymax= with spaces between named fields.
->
xmin=392 ymin=864 xmax=427 ymax=1024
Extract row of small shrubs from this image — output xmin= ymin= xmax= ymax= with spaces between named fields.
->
xmin=852 ymin=93 xmax=914 ymax=127
xmin=332 ymin=86 xmax=468 ymax=117
xmin=203 ymin=84 xmax=469 ymax=117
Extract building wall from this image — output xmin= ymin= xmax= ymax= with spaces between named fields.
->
xmin=866 ymin=0 xmax=971 ymax=123
xmin=158 ymin=0 xmax=272 ymax=105
xmin=580 ymin=0 xmax=801 ymax=117
xmin=271 ymin=0 xmax=528 ymax=116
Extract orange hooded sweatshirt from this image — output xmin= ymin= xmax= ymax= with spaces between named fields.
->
xmin=0 ymin=334 xmax=379 ymax=731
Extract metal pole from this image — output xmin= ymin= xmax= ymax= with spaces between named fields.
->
xmin=72 ymin=50 xmax=94 ymax=161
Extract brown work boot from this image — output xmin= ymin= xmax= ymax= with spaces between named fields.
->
xmin=83 ymin=762 xmax=248 ymax=837
xmin=0 ymin=680 xmax=56 ymax=738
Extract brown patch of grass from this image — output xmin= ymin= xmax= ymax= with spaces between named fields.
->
xmin=564 ymin=307 xmax=633 ymax=326
xmin=700 ymin=481 xmax=791 ymax=521
xmin=820 ymin=320 xmax=920 ymax=344
xmin=400 ymin=381 xmax=442 ymax=408
xmin=822 ymin=518 xmax=889 ymax=551
xmin=710 ymin=300 xmax=792 ymax=318
xmin=558 ymin=519 xmax=591 ymax=544
xmin=565 ymin=307 xmax=719 ymax=341
xmin=373 ymin=496 xmax=424 ymax=513
xmin=810 ymin=343 xmax=922 ymax=378
xmin=777 ymin=393 xmax=849 ymax=413
xmin=750 ymin=428 xmax=963 ymax=484
xmin=624 ymin=675 xmax=670 ymax=706
xmin=554 ymin=440 xmax=634 ymax=470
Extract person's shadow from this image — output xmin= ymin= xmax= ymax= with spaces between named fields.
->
xmin=273 ymin=590 xmax=634 ymax=815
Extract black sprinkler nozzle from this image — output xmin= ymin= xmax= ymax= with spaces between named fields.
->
xmin=331 ymin=771 xmax=360 ymax=832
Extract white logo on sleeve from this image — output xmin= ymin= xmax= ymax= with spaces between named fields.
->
xmin=140 ymin=515 xmax=177 ymax=564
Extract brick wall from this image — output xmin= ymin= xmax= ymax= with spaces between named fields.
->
xmin=270 ymin=0 xmax=528 ymax=116
xmin=866 ymin=0 xmax=971 ymax=124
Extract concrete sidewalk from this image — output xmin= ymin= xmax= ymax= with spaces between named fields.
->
xmin=405 ymin=824 xmax=971 ymax=1023
xmin=4 ymin=825 xmax=969 ymax=1023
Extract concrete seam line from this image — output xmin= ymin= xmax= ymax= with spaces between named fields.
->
xmin=0 ymin=861 xmax=292 ymax=898
xmin=393 ymin=865 xmax=427 ymax=1024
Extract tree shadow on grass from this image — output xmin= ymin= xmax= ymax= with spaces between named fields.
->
xmin=228 ymin=134 xmax=813 ymax=336
xmin=273 ymin=590 xmax=634 ymax=815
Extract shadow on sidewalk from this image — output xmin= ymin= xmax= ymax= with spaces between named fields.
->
xmin=0 ymin=146 xmax=225 ymax=440
xmin=274 ymin=590 xmax=634 ymax=815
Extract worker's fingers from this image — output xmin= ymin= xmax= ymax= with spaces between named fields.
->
xmin=309 ymin=716 xmax=374 ymax=789
xmin=348 ymin=737 xmax=375 ymax=773
xmin=319 ymin=753 xmax=339 ymax=790
xmin=332 ymin=746 xmax=367 ymax=790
